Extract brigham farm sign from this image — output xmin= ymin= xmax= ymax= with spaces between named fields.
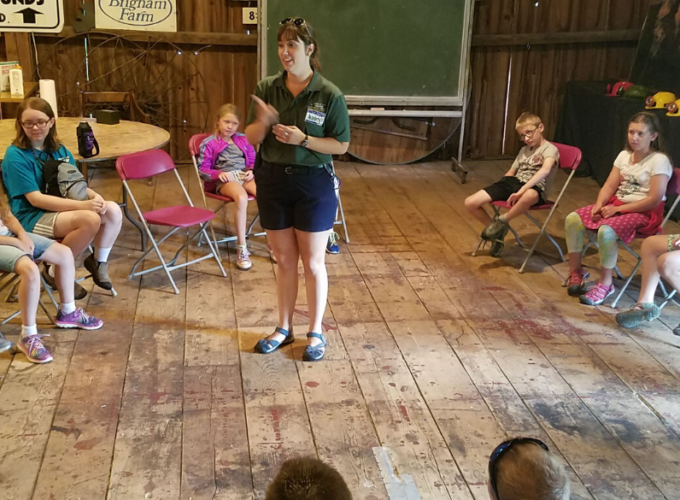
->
xmin=96 ymin=0 xmax=177 ymax=32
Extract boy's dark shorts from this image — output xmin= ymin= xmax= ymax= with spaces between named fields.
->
xmin=254 ymin=160 xmax=337 ymax=232
xmin=483 ymin=176 xmax=546 ymax=206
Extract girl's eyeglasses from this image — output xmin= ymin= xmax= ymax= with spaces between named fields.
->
xmin=488 ymin=437 xmax=549 ymax=499
xmin=21 ymin=119 xmax=51 ymax=129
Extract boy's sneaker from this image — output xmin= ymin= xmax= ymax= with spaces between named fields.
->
xmin=17 ymin=334 xmax=53 ymax=364
xmin=236 ymin=246 xmax=253 ymax=271
xmin=482 ymin=218 xmax=510 ymax=242
xmin=56 ymin=308 xmax=104 ymax=330
xmin=579 ymin=282 xmax=615 ymax=306
xmin=615 ymin=303 xmax=661 ymax=329
xmin=326 ymin=231 xmax=340 ymax=254
xmin=565 ymin=269 xmax=591 ymax=296
xmin=84 ymin=254 xmax=113 ymax=291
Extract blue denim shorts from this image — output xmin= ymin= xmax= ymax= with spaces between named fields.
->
xmin=254 ymin=161 xmax=337 ymax=232
xmin=0 ymin=232 xmax=55 ymax=272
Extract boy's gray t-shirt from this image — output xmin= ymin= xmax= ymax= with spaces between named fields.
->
xmin=511 ymin=141 xmax=560 ymax=194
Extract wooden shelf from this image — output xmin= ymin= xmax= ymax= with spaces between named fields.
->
xmin=0 ymin=81 xmax=38 ymax=103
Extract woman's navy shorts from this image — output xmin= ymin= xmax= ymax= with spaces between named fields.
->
xmin=254 ymin=160 xmax=337 ymax=232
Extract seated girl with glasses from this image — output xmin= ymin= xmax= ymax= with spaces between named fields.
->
xmin=1 ymin=97 xmax=122 ymax=299
xmin=464 ymin=112 xmax=560 ymax=257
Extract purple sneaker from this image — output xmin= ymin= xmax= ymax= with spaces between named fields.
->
xmin=18 ymin=334 xmax=53 ymax=364
xmin=56 ymin=308 xmax=104 ymax=330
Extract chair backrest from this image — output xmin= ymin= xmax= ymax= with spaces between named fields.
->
xmin=552 ymin=143 xmax=582 ymax=171
xmin=667 ymin=167 xmax=680 ymax=197
xmin=189 ymin=133 xmax=211 ymax=158
xmin=116 ymin=149 xmax=176 ymax=180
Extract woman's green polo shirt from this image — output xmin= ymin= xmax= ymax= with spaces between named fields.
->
xmin=246 ymin=71 xmax=350 ymax=167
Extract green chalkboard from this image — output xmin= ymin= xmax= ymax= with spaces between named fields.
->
xmin=262 ymin=0 xmax=472 ymax=104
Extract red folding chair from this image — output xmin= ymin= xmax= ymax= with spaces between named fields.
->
xmin=116 ymin=149 xmax=226 ymax=294
xmin=473 ymin=143 xmax=582 ymax=273
xmin=188 ymin=134 xmax=265 ymax=250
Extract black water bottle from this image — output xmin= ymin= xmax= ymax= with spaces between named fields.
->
xmin=77 ymin=121 xmax=100 ymax=158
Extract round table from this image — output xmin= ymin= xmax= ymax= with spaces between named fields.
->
xmin=0 ymin=117 xmax=170 ymax=164
xmin=0 ymin=117 xmax=171 ymax=251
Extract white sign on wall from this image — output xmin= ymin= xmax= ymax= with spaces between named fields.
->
xmin=96 ymin=0 xmax=177 ymax=32
xmin=0 ymin=0 xmax=64 ymax=33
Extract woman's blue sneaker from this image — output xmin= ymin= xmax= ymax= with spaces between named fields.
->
xmin=326 ymin=232 xmax=340 ymax=254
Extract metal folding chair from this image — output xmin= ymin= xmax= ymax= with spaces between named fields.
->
xmin=331 ymin=161 xmax=350 ymax=243
xmin=584 ymin=167 xmax=680 ymax=308
xmin=188 ymin=134 xmax=266 ymax=252
xmin=116 ymin=149 xmax=226 ymax=294
xmin=473 ymin=143 xmax=582 ymax=273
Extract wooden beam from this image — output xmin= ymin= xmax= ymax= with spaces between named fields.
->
xmin=50 ymin=26 xmax=257 ymax=47
xmin=3 ymin=33 xmax=34 ymax=80
xmin=472 ymin=29 xmax=640 ymax=47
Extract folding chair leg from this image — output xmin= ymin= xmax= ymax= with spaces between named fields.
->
xmin=611 ymin=259 xmax=642 ymax=308
xmin=135 ymin=224 xmax=181 ymax=295
xmin=122 ymin=189 xmax=147 ymax=252
xmin=508 ymin=225 xmax=527 ymax=248
xmin=207 ymin=218 xmax=222 ymax=262
xmin=201 ymin=226 xmax=227 ymax=278
xmin=336 ymin=191 xmax=350 ymax=243
xmin=472 ymin=237 xmax=486 ymax=257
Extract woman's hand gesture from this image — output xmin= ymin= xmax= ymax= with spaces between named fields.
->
xmin=251 ymin=95 xmax=279 ymax=128
xmin=273 ymin=124 xmax=305 ymax=146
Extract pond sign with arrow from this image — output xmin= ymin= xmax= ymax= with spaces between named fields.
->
xmin=0 ymin=1 xmax=64 ymax=33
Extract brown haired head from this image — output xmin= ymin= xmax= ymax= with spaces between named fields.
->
xmin=627 ymin=111 xmax=666 ymax=153
xmin=214 ymin=103 xmax=241 ymax=135
xmin=265 ymin=457 xmax=352 ymax=500
xmin=277 ymin=18 xmax=321 ymax=73
xmin=13 ymin=97 xmax=61 ymax=153
xmin=495 ymin=443 xmax=570 ymax=500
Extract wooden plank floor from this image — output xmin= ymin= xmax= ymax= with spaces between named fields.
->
xmin=1 ymin=159 xmax=679 ymax=500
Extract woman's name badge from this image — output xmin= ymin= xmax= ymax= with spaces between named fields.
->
xmin=305 ymin=108 xmax=326 ymax=126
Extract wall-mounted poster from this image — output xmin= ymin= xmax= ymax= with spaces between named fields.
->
xmin=95 ymin=0 xmax=177 ymax=32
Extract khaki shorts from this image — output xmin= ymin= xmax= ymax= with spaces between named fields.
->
xmin=668 ymin=234 xmax=680 ymax=252
xmin=32 ymin=212 xmax=59 ymax=239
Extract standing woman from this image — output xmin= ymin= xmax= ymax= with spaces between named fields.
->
xmin=246 ymin=18 xmax=350 ymax=361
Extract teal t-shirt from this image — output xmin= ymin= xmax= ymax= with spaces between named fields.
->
xmin=2 ymin=144 xmax=75 ymax=231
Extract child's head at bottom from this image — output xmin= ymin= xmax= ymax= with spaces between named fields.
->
xmin=489 ymin=438 xmax=570 ymax=500
xmin=265 ymin=457 xmax=352 ymax=500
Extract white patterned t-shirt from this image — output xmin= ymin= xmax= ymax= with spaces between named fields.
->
xmin=510 ymin=142 xmax=560 ymax=193
xmin=613 ymin=151 xmax=672 ymax=203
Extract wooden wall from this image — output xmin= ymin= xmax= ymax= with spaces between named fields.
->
xmin=17 ymin=0 xmax=258 ymax=160
xmin=467 ymin=0 xmax=659 ymax=159
xmin=0 ymin=0 xmax=665 ymax=161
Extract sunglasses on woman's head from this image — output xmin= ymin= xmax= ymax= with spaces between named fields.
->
xmin=279 ymin=17 xmax=312 ymax=37
xmin=488 ymin=437 xmax=549 ymax=499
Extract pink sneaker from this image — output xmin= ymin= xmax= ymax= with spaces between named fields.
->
xmin=56 ymin=308 xmax=104 ymax=330
xmin=579 ymin=282 xmax=615 ymax=306
xmin=17 ymin=334 xmax=53 ymax=364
